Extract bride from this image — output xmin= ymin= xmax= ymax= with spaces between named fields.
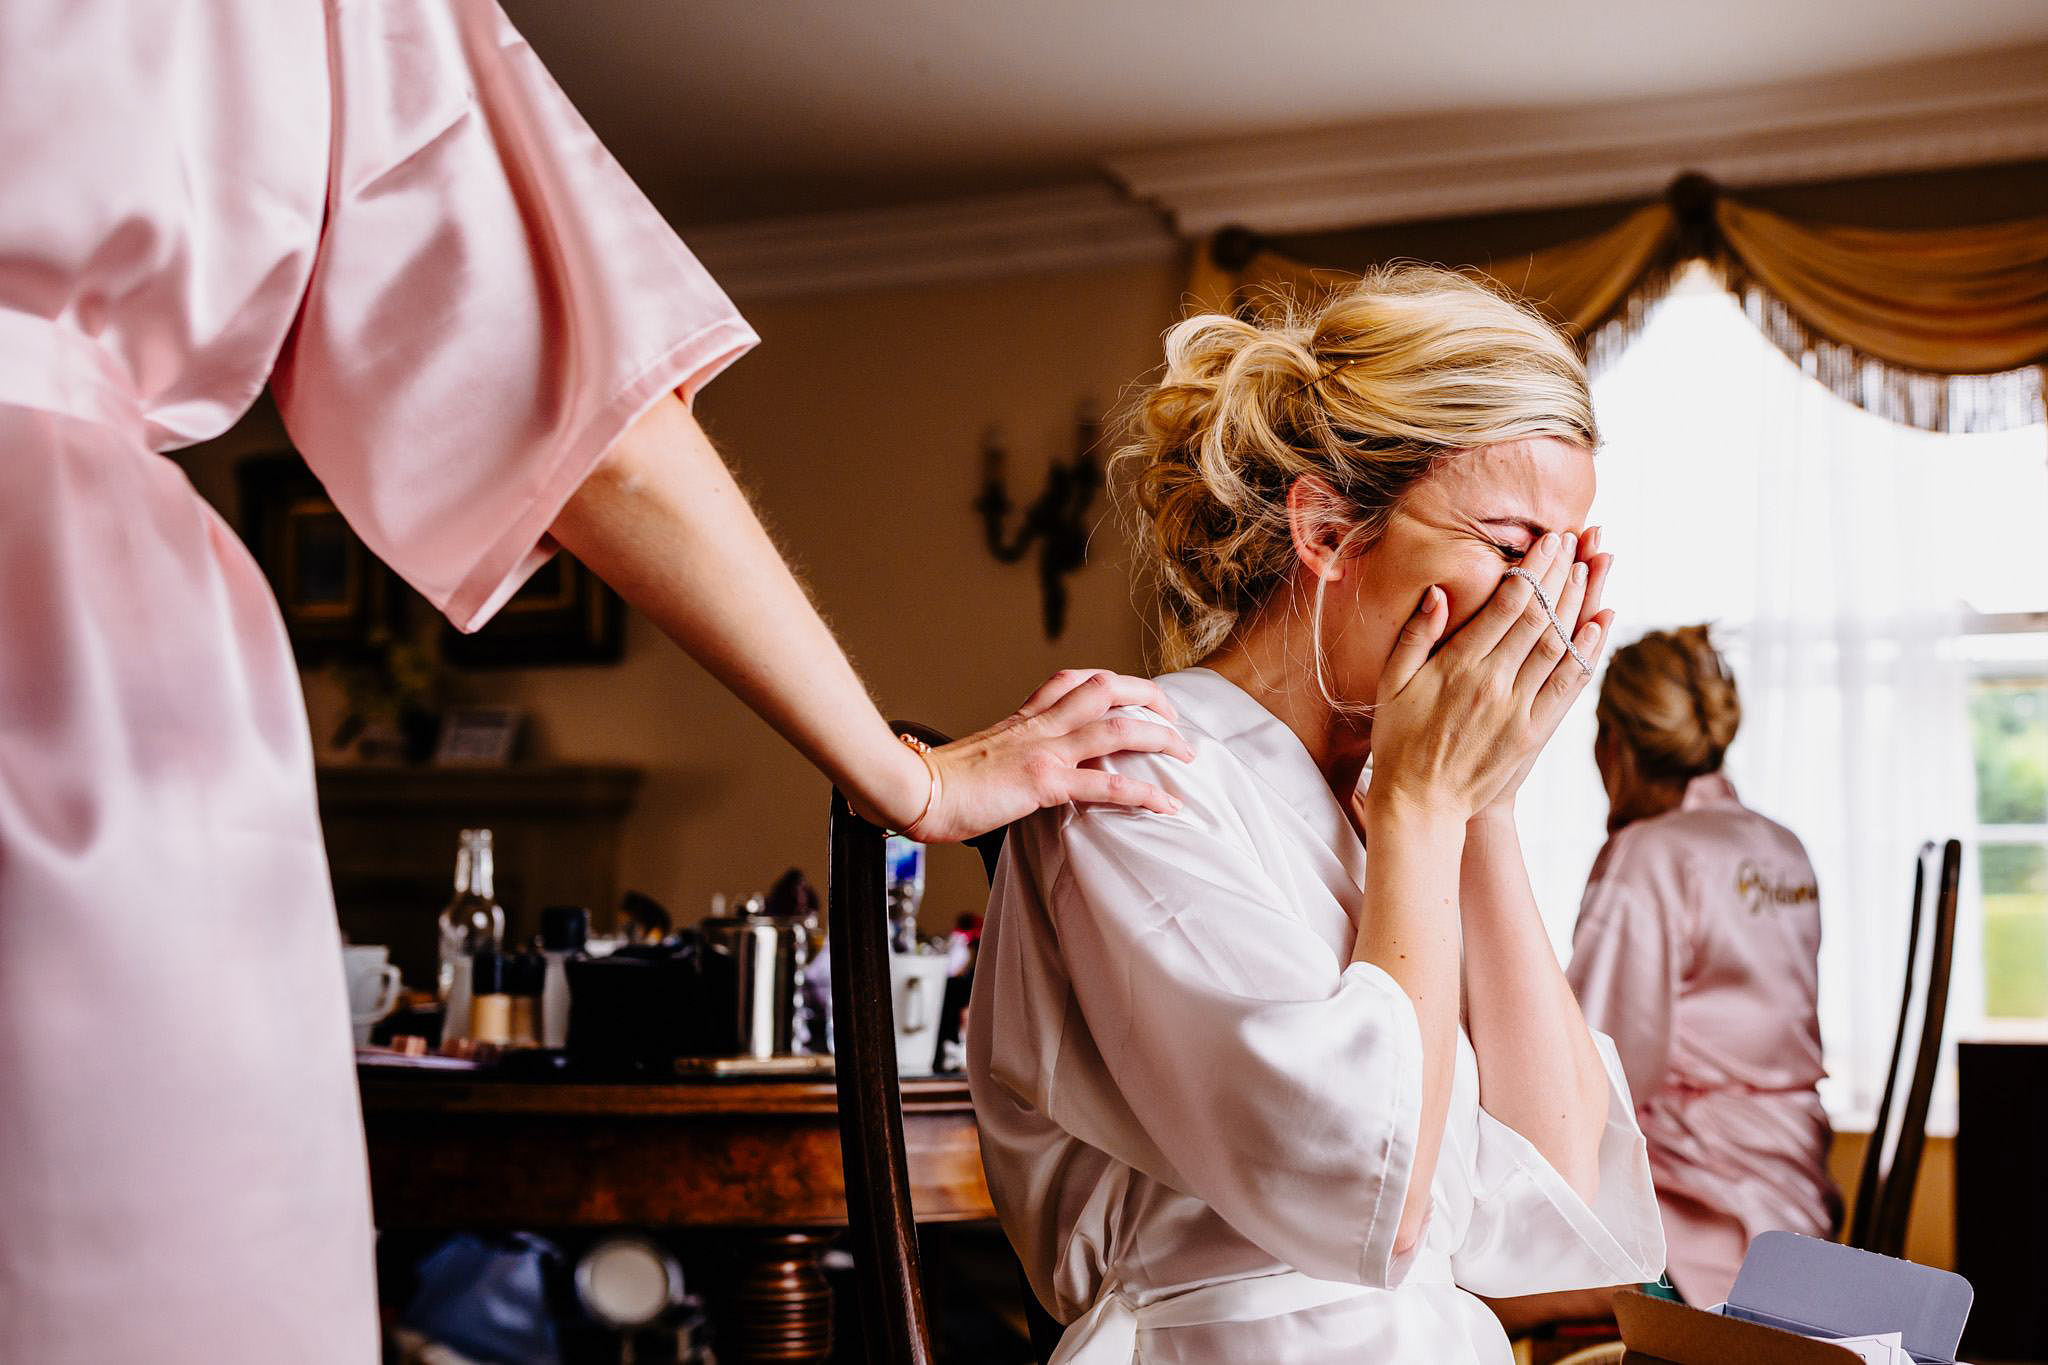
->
xmin=967 ymin=265 xmax=1666 ymax=1364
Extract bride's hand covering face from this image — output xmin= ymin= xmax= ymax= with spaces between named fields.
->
xmin=1331 ymin=440 xmax=1614 ymax=819
xmin=1121 ymin=265 xmax=1613 ymax=816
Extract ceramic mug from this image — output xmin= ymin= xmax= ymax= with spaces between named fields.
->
xmin=887 ymin=952 xmax=951 ymax=1078
xmin=344 ymin=944 xmax=402 ymax=1042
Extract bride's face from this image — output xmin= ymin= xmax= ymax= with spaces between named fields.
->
xmin=1316 ymin=437 xmax=1598 ymax=717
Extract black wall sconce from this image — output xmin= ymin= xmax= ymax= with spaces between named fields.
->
xmin=974 ymin=411 xmax=1103 ymax=640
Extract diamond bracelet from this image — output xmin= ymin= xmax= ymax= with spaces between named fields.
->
xmin=1503 ymin=567 xmax=1594 ymax=677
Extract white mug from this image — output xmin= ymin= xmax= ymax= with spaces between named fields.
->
xmin=343 ymin=944 xmax=402 ymax=1022
xmin=888 ymin=952 xmax=952 ymax=1078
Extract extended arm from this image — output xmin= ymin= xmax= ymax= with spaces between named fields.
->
xmin=548 ymin=393 xmax=1192 ymax=840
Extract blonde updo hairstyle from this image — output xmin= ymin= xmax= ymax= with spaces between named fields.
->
xmin=1596 ymin=625 xmax=1742 ymax=780
xmin=1119 ymin=264 xmax=1599 ymax=675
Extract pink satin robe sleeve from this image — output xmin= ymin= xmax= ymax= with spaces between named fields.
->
xmin=0 ymin=1 xmax=756 ymax=1358
xmin=273 ymin=0 xmax=758 ymax=631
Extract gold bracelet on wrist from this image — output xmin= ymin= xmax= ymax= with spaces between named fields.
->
xmin=896 ymin=733 xmax=939 ymax=837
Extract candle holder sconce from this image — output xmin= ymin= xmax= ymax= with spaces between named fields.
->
xmin=973 ymin=413 xmax=1103 ymax=640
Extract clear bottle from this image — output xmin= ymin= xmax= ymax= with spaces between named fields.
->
xmin=437 ymin=828 xmax=505 ymax=1045
xmin=884 ymin=835 xmax=925 ymax=954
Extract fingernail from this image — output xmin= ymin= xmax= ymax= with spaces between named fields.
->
xmin=1572 ymin=561 xmax=1588 ymax=584
xmin=1562 ymin=532 xmax=1577 ymax=558
xmin=1540 ymin=531 xmax=1559 ymax=555
xmin=1582 ymin=621 xmax=1603 ymax=648
xmin=1169 ymin=796 xmax=1184 ymax=812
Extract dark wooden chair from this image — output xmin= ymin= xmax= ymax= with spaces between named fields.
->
xmin=1845 ymin=838 xmax=1961 ymax=1258
xmin=827 ymin=722 xmax=1061 ymax=1364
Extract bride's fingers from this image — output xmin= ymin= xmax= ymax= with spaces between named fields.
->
xmin=1442 ymin=533 xmax=1559 ymax=663
xmin=1579 ymin=551 xmax=1612 ymax=633
xmin=1379 ymin=585 xmax=1447 ymax=697
xmin=1530 ymin=614 xmax=1611 ymax=727
xmin=1515 ymin=553 xmax=1590 ymax=696
xmin=1060 ymin=715 xmax=1195 ymax=766
xmin=1489 ymin=530 xmax=1577 ymax=667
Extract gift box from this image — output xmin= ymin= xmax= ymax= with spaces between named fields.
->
xmin=1615 ymin=1231 xmax=1973 ymax=1364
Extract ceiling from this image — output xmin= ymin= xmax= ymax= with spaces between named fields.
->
xmin=502 ymin=0 xmax=2048 ymax=226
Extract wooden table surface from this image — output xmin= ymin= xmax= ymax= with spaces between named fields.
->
xmin=358 ymin=1067 xmax=994 ymax=1362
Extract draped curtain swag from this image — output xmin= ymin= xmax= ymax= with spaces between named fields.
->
xmin=1190 ymin=174 xmax=2048 ymax=433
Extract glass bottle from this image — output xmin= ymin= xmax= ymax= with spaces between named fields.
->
xmin=437 ymin=828 xmax=505 ymax=1044
xmin=885 ymin=835 xmax=925 ymax=954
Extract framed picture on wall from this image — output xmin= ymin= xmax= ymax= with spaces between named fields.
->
xmin=433 ymin=706 xmax=525 ymax=766
xmin=236 ymin=453 xmax=401 ymax=661
xmin=440 ymin=551 xmax=624 ymax=667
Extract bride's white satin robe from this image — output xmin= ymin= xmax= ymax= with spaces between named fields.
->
xmin=968 ymin=668 xmax=1666 ymax=1364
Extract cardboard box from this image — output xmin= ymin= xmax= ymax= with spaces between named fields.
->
xmin=1615 ymin=1231 xmax=1973 ymax=1364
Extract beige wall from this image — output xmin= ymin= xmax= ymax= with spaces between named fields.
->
xmin=175 ymin=258 xmax=1185 ymax=934
xmin=1826 ymin=1130 xmax=1955 ymax=1270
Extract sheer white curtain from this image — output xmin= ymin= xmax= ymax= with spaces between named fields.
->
xmin=1515 ymin=266 xmax=2023 ymax=1126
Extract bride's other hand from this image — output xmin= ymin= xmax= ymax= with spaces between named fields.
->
xmin=1367 ymin=533 xmax=1604 ymax=824
xmin=884 ymin=669 xmax=1196 ymax=842
xmin=1477 ymin=527 xmax=1615 ymax=819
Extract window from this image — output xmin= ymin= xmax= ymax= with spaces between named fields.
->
xmin=1959 ymin=442 xmax=2048 ymax=1027
xmin=1972 ymin=670 xmax=2048 ymax=1019
xmin=1516 ymin=262 xmax=2048 ymax=1125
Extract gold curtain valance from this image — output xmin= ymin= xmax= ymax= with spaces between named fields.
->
xmin=1191 ymin=175 xmax=2048 ymax=434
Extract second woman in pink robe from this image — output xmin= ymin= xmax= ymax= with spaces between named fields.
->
xmin=1566 ymin=627 xmax=1842 ymax=1306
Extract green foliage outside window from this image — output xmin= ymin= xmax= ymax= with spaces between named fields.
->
xmin=1974 ymin=681 xmax=2048 ymax=1017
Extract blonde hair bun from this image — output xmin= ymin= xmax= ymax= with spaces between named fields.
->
xmin=1597 ymin=624 xmax=1742 ymax=779
xmin=1118 ymin=264 xmax=1597 ymax=667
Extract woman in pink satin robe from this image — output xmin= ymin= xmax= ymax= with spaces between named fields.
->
xmin=1567 ymin=626 xmax=1843 ymax=1306
xmin=0 ymin=4 xmax=1189 ymax=1359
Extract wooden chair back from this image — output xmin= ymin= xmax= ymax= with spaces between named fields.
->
xmin=1846 ymin=838 xmax=1961 ymax=1258
xmin=826 ymin=722 xmax=1055 ymax=1364
xmin=826 ymin=778 xmax=932 ymax=1363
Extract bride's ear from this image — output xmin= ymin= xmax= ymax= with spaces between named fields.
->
xmin=1286 ymin=476 xmax=1352 ymax=582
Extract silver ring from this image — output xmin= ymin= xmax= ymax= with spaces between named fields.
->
xmin=1504 ymin=567 xmax=1594 ymax=676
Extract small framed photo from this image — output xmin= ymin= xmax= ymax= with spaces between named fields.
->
xmin=433 ymin=707 xmax=526 ymax=767
xmin=237 ymin=453 xmax=401 ymax=661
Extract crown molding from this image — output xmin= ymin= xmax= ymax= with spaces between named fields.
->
xmin=1105 ymin=41 xmax=2048 ymax=235
xmin=680 ymin=184 xmax=1177 ymax=300
xmin=674 ymin=43 xmax=2048 ymax=299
